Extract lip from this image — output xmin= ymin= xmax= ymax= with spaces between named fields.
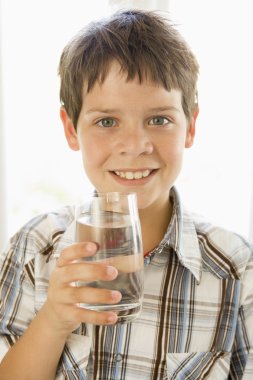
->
xmin=109 ymin=169 xmax=158 ymax=186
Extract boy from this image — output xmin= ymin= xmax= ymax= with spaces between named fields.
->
xmin=0 ymin=9 xmax=252 ymax=380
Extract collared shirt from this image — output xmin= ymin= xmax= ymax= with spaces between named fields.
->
xmin=0 ymin=188 xmax=253 ymax=379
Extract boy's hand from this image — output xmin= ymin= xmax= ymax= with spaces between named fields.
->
xmin=42 ymin=242 xmax=121 ymax=337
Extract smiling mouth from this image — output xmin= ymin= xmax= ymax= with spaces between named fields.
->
xmin=113 ymin=169 xmax=154 ymax=180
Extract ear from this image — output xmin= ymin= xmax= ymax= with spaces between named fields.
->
xmin=60 ymin=106 xmax=80 ymax=151
xmin=185 ymin=106 xmax=199 ymax=148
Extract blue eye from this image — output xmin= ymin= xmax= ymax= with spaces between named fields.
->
xmin=149 ymin=117 xmax=170 ymax=126
xmin=97 ymin=118 xmax=116 ymax=128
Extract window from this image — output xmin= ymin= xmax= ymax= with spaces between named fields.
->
xmin=170 ymin=0 xmax=253 ymax=241
xmin=1 ymin=0 xmax=113 ymax=248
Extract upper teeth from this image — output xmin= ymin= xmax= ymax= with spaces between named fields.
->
xmin=115 ymin=170 xmax=151 ymax=179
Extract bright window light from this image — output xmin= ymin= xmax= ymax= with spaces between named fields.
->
xmin=170 ymin=0 xmax=253 ymax=241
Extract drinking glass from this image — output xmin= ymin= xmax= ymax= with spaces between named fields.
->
xmin=75 ymin=192 xmax=144 ymax=323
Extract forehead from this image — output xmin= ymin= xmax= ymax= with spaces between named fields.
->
xmin=79 ymin=79 xmax=184 ymax=123
xmin=83 ymin=59 xmax=173 ymax=94
xmin=82 ymin=60 xmax=183 ymax=106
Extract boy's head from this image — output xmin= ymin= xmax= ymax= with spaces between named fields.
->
xmin=58 ymin=9 xmax=199 ymax=129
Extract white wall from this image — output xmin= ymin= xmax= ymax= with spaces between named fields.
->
xmin=0 ymin=0 xmax=112 ymax=250
xmin=0 ymin=0 xmax=7 ymax=252
xmin=109 ymin=0 xmax=169 ymax=10
xmin=250 ymin=178 xmax=253 ymax=242
xmin=170 ymin=0 xmax=253 ymax=242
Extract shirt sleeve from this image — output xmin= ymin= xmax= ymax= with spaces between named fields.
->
xmin=229 ymin=251 xmax=253 ymax=379
xmin=0 ymin=214 xmax=92 ymax=379
xmin=0 ymin=231 xmax=36 ymax=361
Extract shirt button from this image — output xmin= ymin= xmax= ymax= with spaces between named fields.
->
xmin=113 ymin=353 xmax=123 ymax=362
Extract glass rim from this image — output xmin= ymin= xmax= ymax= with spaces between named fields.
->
xmin=77 ymin=191 xmax=138 ymax=199
xmin=93 ymin=191 xmax=137 ymax=197
xmin=75 ymin=191 xmax=138 ymax=208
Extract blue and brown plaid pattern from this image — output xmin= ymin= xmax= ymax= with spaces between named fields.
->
xmin=1 ymin=188 xmax=253 ymax=379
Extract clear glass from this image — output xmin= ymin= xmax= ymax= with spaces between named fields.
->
xmin=75 ymin=192 xmax=144 ymax=323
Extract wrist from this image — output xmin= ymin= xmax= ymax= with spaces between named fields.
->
xmin=38 ymin=302 xmax=76 ymax=342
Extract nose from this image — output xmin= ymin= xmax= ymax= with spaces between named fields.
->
xmin=115 ymin=126 xmax=153 ymax=156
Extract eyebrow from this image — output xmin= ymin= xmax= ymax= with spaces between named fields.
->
xmin=148 ymin=106 xmax=180 ymax=113
xmin=85 ymin=106 xmax=180 ymax=114
xmin=85 ymin=108 xmax=119 ymax=114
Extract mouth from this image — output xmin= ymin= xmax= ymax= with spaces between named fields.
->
xmin=112 ymin=169 xmax=155 ymax=180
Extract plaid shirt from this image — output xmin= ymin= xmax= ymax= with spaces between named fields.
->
xmin=0 ymin=188 xmax=253 ymax=379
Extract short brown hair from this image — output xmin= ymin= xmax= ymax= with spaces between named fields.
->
xmin=59 ymin=9 xmax=199 ymax=129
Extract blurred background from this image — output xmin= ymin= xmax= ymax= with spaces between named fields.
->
xmin=0 ymin=0 xmax=252 ymax=251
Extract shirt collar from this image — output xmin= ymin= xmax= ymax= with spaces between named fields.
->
xmin=165 ymin=188 xmax=202 ymax=284
xmin=50 ymin=208 xmax=75 ymax=261
xmin=51 ymin=189 xmax=202 ymax=283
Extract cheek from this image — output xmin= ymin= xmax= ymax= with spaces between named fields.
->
xmin=79 ymin=135 xmax=107 ymax=169
xmin=159 ymin=136 xmax=186 ymax=163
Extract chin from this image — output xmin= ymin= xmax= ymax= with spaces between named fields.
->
xmin=135 ymin=195 xmax=156 ymax=210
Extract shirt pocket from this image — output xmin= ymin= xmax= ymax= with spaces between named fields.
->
xmin=165 ymin=351 xmax=231 ymax=380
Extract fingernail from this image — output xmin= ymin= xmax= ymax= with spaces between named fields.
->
xmin=85 ymin=243 xmax=96 ymax=252
xmin=107 ymin=313 xmax=118 ymax=324
xmin=111 ymin=291 xmax=122 ymax=301
xmin=106 ymin=266 xmax=118 ymax=278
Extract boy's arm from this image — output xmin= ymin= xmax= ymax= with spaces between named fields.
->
xmin=0 ymin=241 xmax=120 ymax=380
xmin=0 ymin=305 xmax=67 ymax=380
xmin=229 ymin=308 xmax=253 ymax=379
xmin=229 ymin=253 xmax=253 ymax=379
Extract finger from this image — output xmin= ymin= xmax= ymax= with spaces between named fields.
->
xmin=72 ymin=305 xmax=119 ymax=325
xmin=57 ymin=242 xmax=97 ymax=266
xmin=59 ymin=262 xmax=118 ymax=284
xmin=58 ymin=286 xmax=122 ymax=305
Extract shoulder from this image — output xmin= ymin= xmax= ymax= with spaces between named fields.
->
xmin=185 ymin=210 xmax=253 ymax=280
xmin=2 ymin=206 xmax=74 ymax=265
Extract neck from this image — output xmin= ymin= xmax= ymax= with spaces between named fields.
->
xmin=139 ymin=196 xmax=173 ymax=255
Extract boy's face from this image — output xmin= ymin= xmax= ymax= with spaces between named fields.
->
xmin=61 ymin=61 xmax=197 ymax=212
